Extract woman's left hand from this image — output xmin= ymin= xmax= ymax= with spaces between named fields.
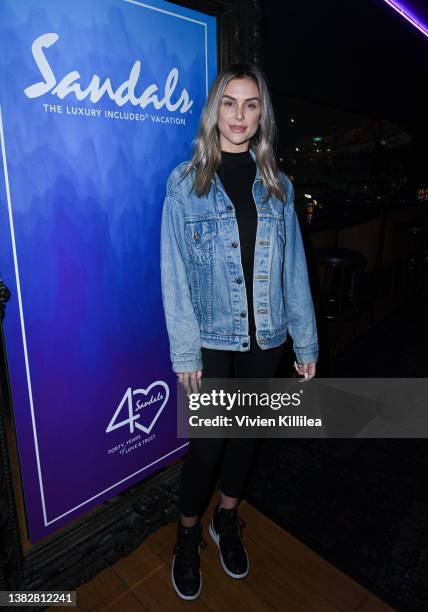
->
xmin=293 ymin=361 xmax=316 ymax=380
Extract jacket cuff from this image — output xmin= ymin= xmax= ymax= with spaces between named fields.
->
xmin=171 ymin=353 xmax=203 ymax=373
xmin=294 ymin=344 xmax=319 ymax=364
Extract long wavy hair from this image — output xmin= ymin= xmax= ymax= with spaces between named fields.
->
xmin=181 ymin=62 xmax=285 ymax=202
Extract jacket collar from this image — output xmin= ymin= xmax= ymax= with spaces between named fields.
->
xmin=249 ymin=148 xmax=263 ymax=182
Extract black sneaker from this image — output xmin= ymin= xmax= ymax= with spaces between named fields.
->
xmin=171 ymin=520 xmax=206 ymax=600
xmin=209 ymin=503 xmax=249 ymax=579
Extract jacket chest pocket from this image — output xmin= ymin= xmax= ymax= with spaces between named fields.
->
xmin=185 ymin=219 xmax=217 ymax=265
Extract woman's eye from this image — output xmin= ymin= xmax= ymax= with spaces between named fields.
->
xmin=224 ymin=101 xmax=234 ymax=107
xmin=247 ymin=103 xmax=257 ymax=110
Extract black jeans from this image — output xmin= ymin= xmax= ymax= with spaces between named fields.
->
xmin=178 ymin=337 xmax=286 ymax=517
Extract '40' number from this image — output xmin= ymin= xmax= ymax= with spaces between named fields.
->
xmin=106 ymin=383 xmax=169 ymax=435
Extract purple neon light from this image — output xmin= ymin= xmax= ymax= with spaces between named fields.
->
xmin=382 ymin=0 xmax=428 ymax=38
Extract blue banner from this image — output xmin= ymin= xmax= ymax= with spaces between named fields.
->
xmin=0 ymin=0 xmax=216 ymax=542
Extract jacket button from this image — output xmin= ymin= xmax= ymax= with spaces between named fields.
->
xmin=236 ymin=277 xmax=243 ymax=284
xmin=232 ymin=242 xmax=238 ymax=248
xmin=240 ymin=311 xmax=247 ymax=318
xmin=242 ymin=342 xmax=248 ymax=347
xmin=193 ymin=231 xmax=199 ymax=241
xmin=226 ymin=205 xmax=233 ymax=211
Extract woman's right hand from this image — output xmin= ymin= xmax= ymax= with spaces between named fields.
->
xmin=177 ymin=370 xmax=203 ymax=395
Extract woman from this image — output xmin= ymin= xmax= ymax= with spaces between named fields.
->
xmin=160 ymin=62 xmax=318 ymax=600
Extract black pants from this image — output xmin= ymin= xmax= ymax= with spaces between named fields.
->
xmin=179 ymin=337 xmax=286 ymax=517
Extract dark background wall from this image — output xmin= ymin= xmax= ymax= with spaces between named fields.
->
xmin=259 ymin=0 xmax=427 ymax=183
xmin=261 ymin=0 xmax=426 ymax=125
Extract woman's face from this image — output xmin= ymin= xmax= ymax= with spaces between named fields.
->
xmin=217 ymin=77 xmax=262 ymax=153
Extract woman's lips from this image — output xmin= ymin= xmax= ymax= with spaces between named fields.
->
xmin=229 ymin=125 xmax=246 ymax=133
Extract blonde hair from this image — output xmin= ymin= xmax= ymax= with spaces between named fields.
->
xmin=181 ymin=62 xmax=285 ymax=201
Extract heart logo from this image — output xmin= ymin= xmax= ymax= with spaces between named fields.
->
xmin=132 ymin=381 xmax=169 ymax=434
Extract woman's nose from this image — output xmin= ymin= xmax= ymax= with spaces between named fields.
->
xmin=235 ymin=105 xmax=244 ymax=120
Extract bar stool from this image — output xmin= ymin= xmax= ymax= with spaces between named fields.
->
xmin=314 ymin=247 xmax=367 ymax=356
xmin=391 ymin=222 xmax=428 ymax=296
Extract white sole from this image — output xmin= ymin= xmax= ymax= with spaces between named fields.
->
xmin=209 ymin=518 xmax=249 ymax=579
xmin=171 ymin=547 xmax=202 ymax=600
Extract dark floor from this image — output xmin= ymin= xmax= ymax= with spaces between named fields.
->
xmin=329 ymin=298 xmax=428 ymax=377
xmin=245 ymin=274 xmax=428 ymax=612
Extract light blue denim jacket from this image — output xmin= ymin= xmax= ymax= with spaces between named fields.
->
xmin=160 ymin=152 xmax=319 ymax=373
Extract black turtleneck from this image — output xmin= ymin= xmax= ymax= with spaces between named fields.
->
xmin=217 ymin=149 xmax=257 ymax=337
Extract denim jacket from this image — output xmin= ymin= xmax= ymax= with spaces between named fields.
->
xmin=160 ymin=152 xmax=319 ymax=373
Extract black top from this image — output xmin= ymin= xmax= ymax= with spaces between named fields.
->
xmin=217 ymin=150 xmax=257 ymax=337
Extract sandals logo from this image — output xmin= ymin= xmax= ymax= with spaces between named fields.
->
xmin=106 ymin=382 xmax=170 ymax=436
xmin=24 ymin=33 xmax=194 ymax=114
